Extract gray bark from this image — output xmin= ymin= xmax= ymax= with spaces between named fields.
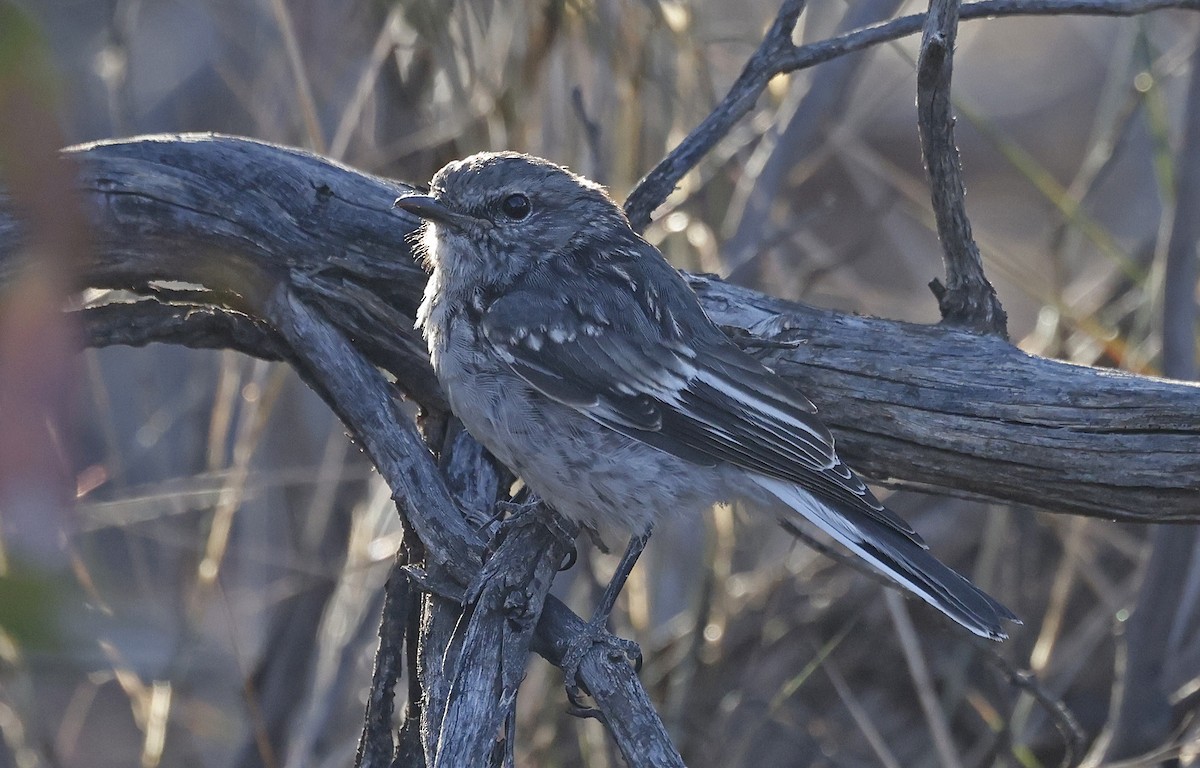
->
xmin=6 ymin=136 xmax=1194 ymax=523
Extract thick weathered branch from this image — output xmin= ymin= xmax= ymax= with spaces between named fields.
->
xmin=268 ymin=290 xmax=681 ymax=767
xmin=426 ymin=424 xmax=584 ymax=768
xmin=3 ymin=135 xmax=1196 ymax=521
xmin=691 ymin=276 xmax=1200 ymax=519
xmin=80 ymin=301 xmax=289 ymax=361
xmin=434 ymin=511 xmax=574 ymax=767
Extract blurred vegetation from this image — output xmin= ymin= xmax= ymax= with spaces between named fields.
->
xmin=0 ymin=0 xmax=1198 ymax=766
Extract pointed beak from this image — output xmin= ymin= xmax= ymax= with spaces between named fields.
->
xmin=393 ymin=193 xmax=479 ymax=231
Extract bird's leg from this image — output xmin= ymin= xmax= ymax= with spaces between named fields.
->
xmin=561 ymin=526 xmax=652 ymax=714
xmin=591 ymin=527 xmax=651 ymax=632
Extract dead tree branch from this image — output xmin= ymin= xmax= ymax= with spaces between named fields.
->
xmin=2 ymin=136 xmax=1196 ymax=524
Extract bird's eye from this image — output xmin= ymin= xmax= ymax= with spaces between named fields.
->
xmin=500 ymin=193 xmax=531 ymax=220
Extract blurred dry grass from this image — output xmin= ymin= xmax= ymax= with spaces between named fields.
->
xmin=1 ymin=0 xmax=1198 ymax=766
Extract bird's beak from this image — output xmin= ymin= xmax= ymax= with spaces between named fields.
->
xmin=393 ymin=193 xmax=479 ymax=231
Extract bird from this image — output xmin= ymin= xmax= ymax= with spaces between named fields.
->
xmin=393 ymin=151 xmax=1018 ymax=642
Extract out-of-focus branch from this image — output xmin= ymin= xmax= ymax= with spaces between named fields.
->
xmin=723 ymin=0 xmax=904 ymax=280
xmin=1161 ymin=57 xmax=1200 ymax=383
xmin=917 ymin=0 xmax=1008 ymax=335
xmin=623 ymin=0 xmax=807 ymax=231
xmin=624 ymin=0 xmax=1200 ymax=229
xmin=0 ymin=3 xmax=88 ymax=571
xmin=1093 ymin=37 xmax=1200 ymax=764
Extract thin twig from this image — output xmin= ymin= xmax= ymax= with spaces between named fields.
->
xmin=623 ymin=0 xmax=808 ymax=230
xmin=885 ymin=591 xmax=966 ymax=768
xmin=822 ymin=656 xmax=905 ymax=768
xmin=983 ymin=650 xmax=1087 ymax=768
xmin=624 ymin=0 xmax=1200 ymax=228
xmin=355 ymin=558 xmax=412 ymax=768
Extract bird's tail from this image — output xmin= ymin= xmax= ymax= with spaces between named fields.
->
xmin=751 ymin=476 xmax=1019 ymax=640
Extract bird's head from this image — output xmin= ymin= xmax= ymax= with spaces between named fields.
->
xmin=395 ymin=152 xmax=630 ymax=290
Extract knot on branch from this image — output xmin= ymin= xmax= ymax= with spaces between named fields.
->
xmin=928 ymin=277 xmax=1009 ymax=338
xmin=503 ymin=586 xmax=539 ymax=630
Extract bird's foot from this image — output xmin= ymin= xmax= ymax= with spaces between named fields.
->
xmin=561 ymin=618 xmax=643 ymax=719
xmin=480 ymin=498 xmax=542 ymax=555
xmin=495 ymin=497 xmax=541 ymax=518
xmin=482 ymin=498 xmax=578 ymax=569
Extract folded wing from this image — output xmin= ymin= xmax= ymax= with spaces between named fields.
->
xmin=480 ymin=246 xmax=924 ymax=546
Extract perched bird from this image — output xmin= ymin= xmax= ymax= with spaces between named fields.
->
xmin=395 ymin=152 xmax=1017 ymax=641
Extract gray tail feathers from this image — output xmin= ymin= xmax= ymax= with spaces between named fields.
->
xmin=754 ymin=476 xmax=1019 ymax=640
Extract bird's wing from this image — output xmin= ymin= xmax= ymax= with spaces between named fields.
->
xmin=480 ymin=247 xmax=923 ymax=545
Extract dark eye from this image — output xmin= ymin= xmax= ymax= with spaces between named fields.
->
xmin=500 ymin=193 xmax=531 ymax=220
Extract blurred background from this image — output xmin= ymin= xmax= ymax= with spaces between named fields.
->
xmin=1 ymin=0 xmax=1198 ymax=766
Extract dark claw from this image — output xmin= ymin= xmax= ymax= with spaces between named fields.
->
xmin=566 ymin=704 xmax=608 ymax=724
xmin=477 ymin=498 xmax=540 ymax=537
xmin=559 ymin=544 xmax=578 ymax=571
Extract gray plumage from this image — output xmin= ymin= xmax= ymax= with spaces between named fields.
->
xmin=395 ymin=152 xmax=1018 ymax=640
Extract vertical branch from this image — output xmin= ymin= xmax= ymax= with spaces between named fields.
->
xmin=417 ymin=592 xmax=467 ymax=765
xmin=0 ymin=4 xmax=89 ymax=572
xmin=916 ymin=0 xmax=1009 ymax=337
xmin=433 ymin=511 xmax=574 ymax=767
xmin=355 ymin=559 xmax=413 ymax=768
